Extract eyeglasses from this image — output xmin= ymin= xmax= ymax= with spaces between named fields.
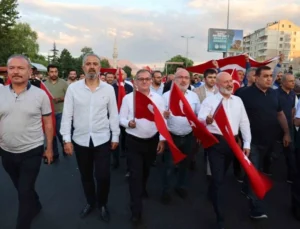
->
xmin=176 ymin=76 xmax=190 ymax=80
xmin=136 ymin=78 xmax=151 ymax=82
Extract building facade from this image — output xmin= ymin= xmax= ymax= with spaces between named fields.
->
xmin=243 ymin=20 xmax=300 ymax=72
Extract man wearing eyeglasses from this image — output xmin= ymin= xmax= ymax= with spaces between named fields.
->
xmin=119 ymin=69 xmax=165 ymax=225
xmin=161 ymin=68 xmax=200 ymax=204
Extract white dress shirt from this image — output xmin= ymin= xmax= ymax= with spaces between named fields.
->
xmin=60 ymin=79 xmax=120 ymax=147
xmin=163 ymin=89 xmax=201 ymax=136
xmin=198 ymin=92 xmax=251 ymax=149
xmin=205 ymin=85 xmax=217 ymax=98
xmin=119 ymin=91 xmax=165 ymax=140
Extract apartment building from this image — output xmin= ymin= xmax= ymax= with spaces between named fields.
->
xmin=243 ymin=19 xmax=300 ymax=71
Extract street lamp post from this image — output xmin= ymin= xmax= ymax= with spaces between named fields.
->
xmin=224 ymin=0 xmax=230 ymax=58
xmin=181 ymin=36 xmax=194 ymax=64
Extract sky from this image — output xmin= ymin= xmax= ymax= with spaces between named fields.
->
xmin=18 ymin=0 xmax=300 ymax=68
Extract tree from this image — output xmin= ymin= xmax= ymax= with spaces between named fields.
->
xmin=123 ymin=65 xmax=132 ymax=78
xmin=0 ymin=0 xmax=19 ymax=65
xmin=163 ymin=55 xmax=194 ymax=74
xmin=9 ymin=23 xmax=39 ymax=59
xmin=49 ymin=42 xmax=59 ymax=64
xmin=100 ymin=58 xmax=111 ymax=68
xmin=58 ymin=49 xmax=75 ymax=79
xmin=81 ymin=46 xmax=93 ymax=55
xmin=31 ymin=54 xmax=48 ymax=66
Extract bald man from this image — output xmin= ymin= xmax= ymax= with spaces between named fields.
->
xmin=161 ymin=69 xmax=200 ymax=204
xmin=198 ymin=72 xmax=251 ymax=229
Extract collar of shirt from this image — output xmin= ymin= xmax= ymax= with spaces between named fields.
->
xmin=150 ymin=83 xmax=164 ymax=90
xmin=253 ymin=83 xmax=272 ymax=95
xmin=205 ymin=85 xmax=216 ymax=93
xmin=81 ymin=78 xmax=102 ymax=91
xmin=9 ymin=82 xmax=31 ymax=92
xmin=215 ymin=92 xmax=233 ymax=101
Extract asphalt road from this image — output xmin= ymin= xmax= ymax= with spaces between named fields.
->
xmin=0 ymin=149 xmax=299 ymax=229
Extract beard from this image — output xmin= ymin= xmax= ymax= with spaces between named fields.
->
xmin=86 ymin=73 xmax=97 ymax=79
xmin=219 ymin=87 xmax=233 ymax=95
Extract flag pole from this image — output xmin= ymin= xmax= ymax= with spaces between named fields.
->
xmin=133 ymin=82 xmax=136 ymax=121
xmin=168 ymin=81 xmax=174 ymax=111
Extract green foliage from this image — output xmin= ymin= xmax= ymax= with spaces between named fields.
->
xmin=100 ymin=58 xmax=111 ymax=68
xmin=58 ymin=49 xmax=75 ymax=79
xmin=123 ymin=65 xmax=132 ymax=78
xmin=295 ymin=72 xmax=300 ymax=78
xmin=163 ymin=55 xmax=194 ymax=74
xmin=0 ymin=0 xmax=20 ymax=65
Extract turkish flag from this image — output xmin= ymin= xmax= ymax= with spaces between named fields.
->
xmin=169 ymin=83 xmax=219 ymax=148
xmin=100 ymin=68 xmax=117 ymax=74
xmin=213 ymin=102 xmax=272 ymax=199
xmin=185 ymin=55 xmax=278 ymax=74
xmin=231 ymin=69 xmax=240 ymax=93
xmin=117 ymin=68 xmax=126 ymax=112
xmin=135 ymin=91 xmax=186 ymax=164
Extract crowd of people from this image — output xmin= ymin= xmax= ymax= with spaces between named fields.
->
xmin=0 ymin=53 xmax=300 ymax=229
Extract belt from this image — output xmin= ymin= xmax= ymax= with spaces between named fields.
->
xmin=171 ymin=131 xmax=193 ymax=138
xmin=213 ymin=134 xmax=239 ymax=142
xmin=128 ymin=133 xmax=159 ymax=142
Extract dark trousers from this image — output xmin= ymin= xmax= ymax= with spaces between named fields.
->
xmin=53 ymin=113 xmax=64 ymax=157
xmin=206 ymin=135 xmax=234 ymax=222
xmin=244 ymin=144 xmax=273 ymax=215
xmin=126 ymin=133 xmax=159 ymax=216
xmin=111 ymin=126 xmax=127 ymax=163
xmin=74 ymin=139 xmax=111 ymax=207
xmin=1 ymin=145 xmax=44 ymax=229
xmin=162 ymin=132 xmax=193 ymax=193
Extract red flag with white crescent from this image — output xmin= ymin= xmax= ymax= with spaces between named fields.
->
xmin=213 ymin=101 xmax=272 ymax=199
xmin=117 ymin=68 xmax=126 ymax=112
xmin=169 ymin=83 xmax=219 ymax=148
xmin=135 ymin=91 xmax=186 ymax=164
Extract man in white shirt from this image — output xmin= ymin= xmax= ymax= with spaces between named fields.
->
xmin=198 ymin=72 xmax=251 ymax=229
xmin=119 ymin=69 xmax=165 ymax=225
xmin=161 ymin=68 xmax=200 ymax=204
xmin=60 ymin=53 xmax=120 ymax=222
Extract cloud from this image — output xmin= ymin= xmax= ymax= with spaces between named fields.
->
xmin=17 ymin=0 xmax=300 ymax=67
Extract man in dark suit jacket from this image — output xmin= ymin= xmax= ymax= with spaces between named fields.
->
xmin=0 ymin=77 xmax=4 ymax=85
xmin=111 ymin=69 xmax=133 ymax=171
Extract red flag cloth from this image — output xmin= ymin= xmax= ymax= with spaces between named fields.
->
xmin=169 ymin=83 xmax=219 ymax=148
xmin=185 ymin=55 xmax=278 ymax=74
xmin=213 ymin=102 xmax=272 ymax=199
xmin=117 ymin=68 xmax=126 ymax=112
xmin=40 ymin=81 xmax=57 ymax=136
xmin=231 ymin=69 xmax=240 ymax=93
xmin=135 ymin=91 xmax=186 ymax=164
xmin=100 ymin=68 xmax=117 ymax=74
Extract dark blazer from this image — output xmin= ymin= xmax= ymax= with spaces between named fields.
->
xmin=112 ymin=82 xmax=133 ymax=99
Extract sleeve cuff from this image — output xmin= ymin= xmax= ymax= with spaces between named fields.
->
xmin=112 ymin=135 xmax=120 ymax=143
xmin=63 ymin=135 xmax=71 ymax=143
xmin=243 ymin=141 xmax=251 ymax=149
xmin=159 ymin=134 xmax=166 ymax=141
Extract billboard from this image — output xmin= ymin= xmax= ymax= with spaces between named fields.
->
xmin=208 ymin=28 xmax=243 ymax=53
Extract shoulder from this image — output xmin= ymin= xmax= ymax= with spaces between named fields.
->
xmin=202 ymin=93 xmax=218 ymax=104
xmin=231 ymin=94 xmax=243 ymax=104
xmin=187 ymin=90 xmax=199 ymax=100
xmin=59 ymin=78 xmax=68 ymax=85
xmin=30 ymin=85 xmax=49 ymax=99
xmin=162 ymin=90 xmax=170 ymax=99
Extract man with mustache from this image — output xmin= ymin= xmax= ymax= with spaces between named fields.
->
xmin=60 ymin=53 xmax=120 ymax=222
xmin=44 ymin=64 xmax=69 ymax=162
xmin=161 ymin=69 xmax=200 ymax=204
xmin=0 ymin=54 xmax=53 ymax=229
xmin=198 ymin=72 xmax=251 ymax=229
xmin=237 ymin=66 xmax=291 ymax=220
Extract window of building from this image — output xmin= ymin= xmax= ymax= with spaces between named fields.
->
xmin=279 ymin=44 xmax=282 ymax=48
xmin=293 ymin=45 xmax=296 ymax=48
xmin=295 ymin=32 xmax=297 ymax=35
xmin=282 ymin=24 xmax=284 ymax=28
xmin=289 ymin=25 xmax=291 ymax=28
xmin=280 ymin=38 xmax=283 ymax=41
xmin=281 ymin=31 xmax=284 ymax=35
xmin=294 ymin=38 xmax=296 ymax=42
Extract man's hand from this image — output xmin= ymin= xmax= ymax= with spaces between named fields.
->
xmin=111 ymin=142 xmax=119 ymax=150
xmin=64 ymin=142 xmax=73 ymax=156
xmin=43 ymin=148 xmax=53 ymax=165
xmin=128 ymin=120 xmax=136 ymax=128
xmin=279 ymin=53 xmax=285 ymax=63
xmin=206 ymin=115 xmax=214 ymax=125
xmin=53 ymin=98 xmax=61 ymax=104
xmin=157 ymin=141 xmax=165 ymax=154
xmin=163 ymin=111 xmax=170 ymax=119
xmin=243 ymin=148 xmax=250 ymax=157
xmin=212 ymin=60 xmax=219 ymax=68
xmin=244 ymin=53 xmax=249 ymax=62
xmin=283 ymin=133 xmax=291 ymax=147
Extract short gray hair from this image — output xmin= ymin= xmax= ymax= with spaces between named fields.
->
xmin=82 ymin=53 xmax=101 ymax=66
xmin=246 ymin=67 xmax=257 ymax=77
xmin=7 ymin=54 xmax=31 ymax=68
xmin=282 ymin=73 xmax=294 ymax=82
xmin=135 ymin=69 xmax=151 ymax=79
